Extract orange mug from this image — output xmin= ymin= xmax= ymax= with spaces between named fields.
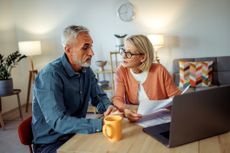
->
xmin=102 ymin=115 xmax=123 ymax=142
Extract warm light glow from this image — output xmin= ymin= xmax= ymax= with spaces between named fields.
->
xmin=147 ymin=34 xmax=164 ymax=63
xmin=18 ymin=41 xmax=42 ymax=56
xmin=133 ymin=0 xmax=189 ymax=32
xmin=147 ymin=34 xmax=164 ymax=48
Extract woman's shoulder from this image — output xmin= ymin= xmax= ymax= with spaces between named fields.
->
xmin=116 ymin=64 xmax=129 ymax=73
xmin=115 ymin=64 xmax=132 ymax=79
xmin=149 ymin=63 xmax=166 ymax=72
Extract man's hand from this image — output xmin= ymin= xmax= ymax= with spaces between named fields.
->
xmin=104 ymin=105 xmax=123 ymax=116
xmin=124 ymin=109 xmax=142 ymax=122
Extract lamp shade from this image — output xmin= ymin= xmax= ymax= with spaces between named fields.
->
xmin=18 ymin=41 xmax=41 ymax=56
xmin=147 ymin=34 xmax=164 ymax=47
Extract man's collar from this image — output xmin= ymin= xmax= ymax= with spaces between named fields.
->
xmin=61 ymin=54 xmax=87 ymax=77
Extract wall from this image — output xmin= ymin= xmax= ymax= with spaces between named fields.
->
xmin=0 ymin=0 xmax=230 ymax=113
xmin=0 ymin=0 xmax=28 ymax=113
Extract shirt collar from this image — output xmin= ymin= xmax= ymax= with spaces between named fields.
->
xmin=61 ymin=54 xmax=86 ymax=77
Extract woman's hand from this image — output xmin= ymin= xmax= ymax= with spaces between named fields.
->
xmin=124 ymin=109 xmax=142 ymax=122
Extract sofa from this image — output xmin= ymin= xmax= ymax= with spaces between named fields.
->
xmin=173 ymin=56 xmax=230 ymax=92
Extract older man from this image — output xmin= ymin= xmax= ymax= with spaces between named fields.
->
xmin=32 ymin=25 xmax=116 ymax=153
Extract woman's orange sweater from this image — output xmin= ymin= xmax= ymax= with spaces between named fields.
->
xmin=112 ymin=63 xmax=181 ymax=110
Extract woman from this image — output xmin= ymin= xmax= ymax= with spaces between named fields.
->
xmin=112 ymin=34 xmax=181 ymax=122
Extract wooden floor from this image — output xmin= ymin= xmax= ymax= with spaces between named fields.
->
xmin=0 ymin=104 xmax=98 ymax=153
xmin=0 ymin=104 xmax=32 ymax=153
xmin=1 ymin=104 xmax=32 ymax=128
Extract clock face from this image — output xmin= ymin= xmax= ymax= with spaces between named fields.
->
xmin=117 ymin=2 xmax=135 ymax=22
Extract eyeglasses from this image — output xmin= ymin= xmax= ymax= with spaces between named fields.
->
xmin=119 ymin=48 xmax=144 ymax=59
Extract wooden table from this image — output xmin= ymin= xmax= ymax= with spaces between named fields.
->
xmin=57 ymin=119 xmax=230 ymax=153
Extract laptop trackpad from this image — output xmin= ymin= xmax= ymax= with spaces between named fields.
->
xmin=143 ymin=123 xmax=170 ymax=145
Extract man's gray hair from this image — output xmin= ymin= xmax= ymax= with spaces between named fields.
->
xmin=61 ymin=25 xmax=89 ymax=48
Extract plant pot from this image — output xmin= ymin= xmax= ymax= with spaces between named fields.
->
xmin=0 ymin=78 xmax=13 ymax=96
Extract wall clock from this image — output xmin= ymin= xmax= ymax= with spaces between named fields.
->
xmin=117 ymin=2 xmax=135 ymax=22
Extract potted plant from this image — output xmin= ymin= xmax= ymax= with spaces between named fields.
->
xmin=0 ymin=51 xmax=26 ymax=96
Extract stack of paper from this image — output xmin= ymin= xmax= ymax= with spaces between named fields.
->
xmin=137 ymin=97 xmax=173 ymax=116
xmin=136 ymin=98 xmax=173 ymax=128
xmin=136 ymin=85 xmax=190 ymax=127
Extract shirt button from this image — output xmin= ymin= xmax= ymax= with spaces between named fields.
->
xmin=80 ymin=91 xmax=82 ymax=94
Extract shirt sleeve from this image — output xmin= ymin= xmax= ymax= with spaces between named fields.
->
xmin=34 ymin=71 xmax=102 ymax=134
xmin=112 ymin=67 xmax=126 ymax=111
xmin=162 ymin=66 xmax=182 ymax=97
xmin=89 ymin=69 xmax=112 ymax=114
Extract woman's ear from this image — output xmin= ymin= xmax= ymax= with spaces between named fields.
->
xmin=141 ymin=54 xmax=146 ymax=63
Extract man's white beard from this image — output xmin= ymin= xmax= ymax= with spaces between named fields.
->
xmin=81 ymin=61 xmax=91 ymax=67
xmin=73 ymin=54 xmax=91 ymax=67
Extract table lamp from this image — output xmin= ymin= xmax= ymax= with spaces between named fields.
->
xmin=147 ymin=34 xmax=164 ymax=63
xmin=18 ymin=41 xmax=41 ymax=112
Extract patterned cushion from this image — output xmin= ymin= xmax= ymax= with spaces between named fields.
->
xmin=179 ymin=61 xmax=190 ymax=88
xmin=189 ymin=62 xmax=203 ymax=87
xmin=201 ymin=61 xmax=213 ymax=86
xmin=179 ymin=61 xmax=213 ymax=88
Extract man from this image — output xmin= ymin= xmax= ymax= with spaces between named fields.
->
xmin=32 ymin=25 xmax=116 ymax=153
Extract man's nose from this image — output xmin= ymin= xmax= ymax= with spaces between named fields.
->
xmin=88 ymin=49 xmax=94 ymax=56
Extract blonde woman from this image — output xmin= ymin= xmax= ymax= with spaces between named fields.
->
xmin=112 ymin=34 xmax=181 ymax=122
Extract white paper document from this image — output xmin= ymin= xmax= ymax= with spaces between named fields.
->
xmin=181 ymin=85 xmax=190 ymax=94
xmin=137 ymin=97 xmax=173 ymax=116
xmin=136 ymin=86 xmax=190 ymax=127
xmin=136 ymin=98 xmax=173 ymax=128
xmin=137 ymin=109 xmax=171 ymax=127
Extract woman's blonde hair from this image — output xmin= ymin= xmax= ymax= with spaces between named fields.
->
xmin=126 ymin=34 xmax=154 ymax=71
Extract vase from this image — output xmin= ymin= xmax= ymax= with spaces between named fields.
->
xmin=115 ymin=38 xmax=125 ymax=50
xmin=0 ymin=78 xmax=13 ymax=96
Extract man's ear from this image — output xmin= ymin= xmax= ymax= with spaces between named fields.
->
xmin=64 ymin=44 xmax=71 ymax=54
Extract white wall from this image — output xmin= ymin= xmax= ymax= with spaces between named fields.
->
xmin=0 ymin=0 xmax=28 ymax=113
xmin=1 ymin=0 xmax=230 ymax=113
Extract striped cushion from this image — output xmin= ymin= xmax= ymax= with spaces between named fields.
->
xmin=179 ymin=61 xmax=190 ymax=88
xmin=179 ymin=61 xmax=213 ymax=88
xmin=190 ymin=62 xmax=203 ymax=87
xmin=201 ymin=61 xmax=213 ymax=86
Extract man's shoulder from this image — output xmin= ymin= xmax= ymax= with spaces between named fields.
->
xmin=40 ymin=57 xmax=63 ymax=75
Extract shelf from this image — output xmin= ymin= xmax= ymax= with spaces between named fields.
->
xmin=101 ymin=86 xmax=113 ymax=91
xmin=96 ymin=69 xmax=112 ymax=74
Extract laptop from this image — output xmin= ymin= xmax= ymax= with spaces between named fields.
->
xmin=143 ymin=85 xmax=230 ymax=147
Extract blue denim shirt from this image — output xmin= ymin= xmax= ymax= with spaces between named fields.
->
xmin=32 ymin=54 xmax=111 ymax=144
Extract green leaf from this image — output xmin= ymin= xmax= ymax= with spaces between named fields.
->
xmin=0 ymin=51 xmax=26 ymax=80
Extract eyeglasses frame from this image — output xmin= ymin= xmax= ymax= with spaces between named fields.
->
xmin=119 ymin=48 xmax=144 ymax=59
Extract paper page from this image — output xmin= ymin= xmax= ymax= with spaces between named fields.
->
xmin=137 ymin=85 xmax=190 ymax=116
xmin=137 ymin=109 xmax=171 ymax=127
xmin=181 ymin=85 xmax=190 ymax=94
xmin=136 ymin=86 xmax=190 ymax=127
xmin=137 ymin=97 xmax=173 ymax=116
